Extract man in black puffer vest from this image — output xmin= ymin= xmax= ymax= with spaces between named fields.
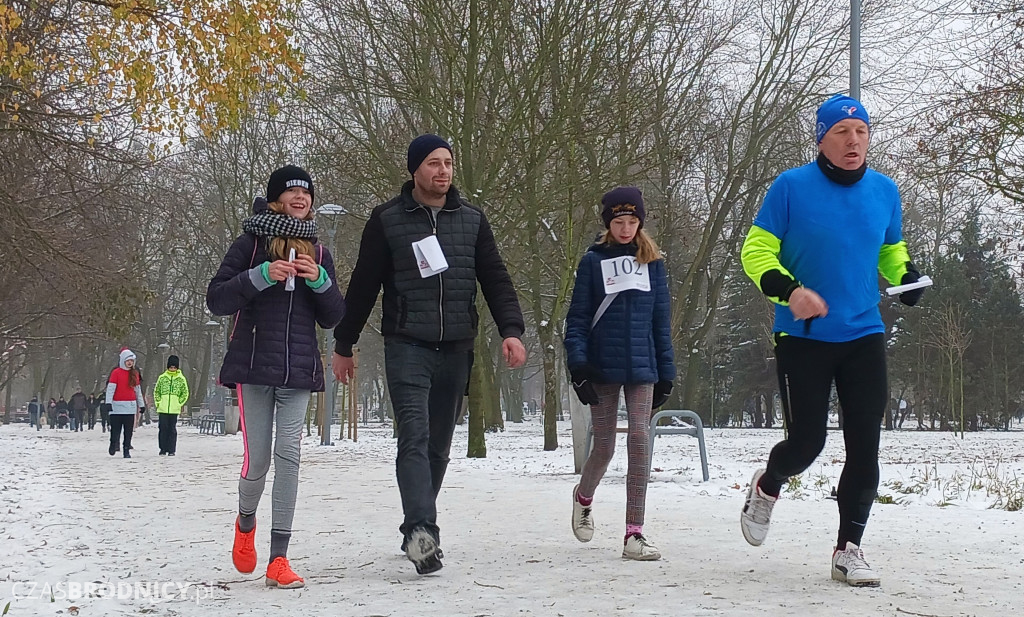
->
xmin=333 ymin=134 xmax=526 ymax=575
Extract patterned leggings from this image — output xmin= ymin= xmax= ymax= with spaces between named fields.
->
xmin=578 ymin=383 xmax=654 ymax=526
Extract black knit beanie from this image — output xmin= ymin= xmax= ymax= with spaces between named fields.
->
xmin=167 ymin=355 xmax=180 ymax=370
xmin=407 ymin=134 xmax=453 ymax=175
xmin=266 ymin=165 xmax=314 ymax=204
xmin=600 ymin=186 xmax=645 ymax=229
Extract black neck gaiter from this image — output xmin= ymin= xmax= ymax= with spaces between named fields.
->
xmin=816 ymin=152 xmax=867 ymax=186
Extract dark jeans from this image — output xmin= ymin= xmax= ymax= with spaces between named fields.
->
xmin=158 ymin=413 xmax=179 ymax=454
xmin=73 ymin=410 xmax=85 ymax=431
xmin=87 ymin=410 xmax=97 ymax=429
xmin=761 ymin=333 xmax=887 ymax=548
xmin=100 ymin=409 xmax=109 ymax=432
xmin=108 ymin=414 xmax=135 ymax=453
xmin=384 ymin=339 xmax=473 ymax=542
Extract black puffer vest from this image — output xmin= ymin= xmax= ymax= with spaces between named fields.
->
xmin=378 ymin=185 xmax=482 ymax=343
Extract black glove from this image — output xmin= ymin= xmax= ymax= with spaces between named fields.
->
xmin=899 ymin=264 xmax=925 ymax=306
xmin=652 ymin=380 xmax=673 ymax=409
xmin=569 ymin=366 xmax=600 ymax=406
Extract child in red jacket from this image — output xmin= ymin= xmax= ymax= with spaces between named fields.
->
xmin=104 ymin=348 xmax=144 ymax=458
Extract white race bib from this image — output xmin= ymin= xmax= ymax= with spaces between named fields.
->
xmin=600 ymin=256 xmax=650 ymax=294
xmin=412 ymin=235 xmax=449 ymax=278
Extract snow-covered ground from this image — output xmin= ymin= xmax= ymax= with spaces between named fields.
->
xmin=2 ymin=419 xmax=1022 ymax=616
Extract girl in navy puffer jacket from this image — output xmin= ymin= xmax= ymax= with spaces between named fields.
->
xmin=207 ymin=165 xmax=345 ymax=589
xmin=563 ymin=186 xmax=675 ymax=561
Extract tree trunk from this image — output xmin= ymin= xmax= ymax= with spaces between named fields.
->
xmin=539 ymin=323 xmax=561 ymax=451
xmin=481 ymin=335 xmax=504 ymax=433
xmin=3 ymin=358 xmax=12 ymax=424
xmin=467 ymin=335 xmax=488 ymax=458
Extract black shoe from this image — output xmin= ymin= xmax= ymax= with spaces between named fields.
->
xmin=159 ymin=451 xmax=166 ymax=456
xmin=109 ymin=444 xmax=117 ymax=456
xmin=167 ymin=452 xmax=175 ymax=456
xmin=414 ymin=552 xmax=443 ymax=575
xmin=405 ymin=528 xmax=443 ymax=575
xmin=123 ymin=448 xmax=131 ymax=459
xmin=401 ymin=535 xmax=443 ymax=558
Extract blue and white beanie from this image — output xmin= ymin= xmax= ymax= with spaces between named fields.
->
xmin=816 ymin=94 xmax=870 ymax=142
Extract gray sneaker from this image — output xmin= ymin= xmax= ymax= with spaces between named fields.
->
xmin=740 ymin=469 xmax=777 ymax=546
xmin=571 ymin=484 xmax=595 ymax=542
xmin=622 ymin=534 xmax=661 ymax=561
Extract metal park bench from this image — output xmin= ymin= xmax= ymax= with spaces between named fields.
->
xmin=198 ymin=413 xmax=225 ymax=435
xmin=649 ymin=409 xmax=709 ymax=481
xmin=582 ymin=408 xmax=709 ymax=482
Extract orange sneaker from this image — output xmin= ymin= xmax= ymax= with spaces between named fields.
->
xmin=265 ymin=557 xmax=305 ymax=589
xmin=232 ymin=517 xmax=257 ymax=574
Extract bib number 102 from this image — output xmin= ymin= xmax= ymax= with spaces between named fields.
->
xmin=601 ymin=256 xmax=651 ymax=293
xmin=608 ymin=258 xmax=643 ymax=277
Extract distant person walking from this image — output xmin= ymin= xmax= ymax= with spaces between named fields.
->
xmin=95 ymin=392 xmax=109 ymax=432
xmin=104 ymin=348 xmax=145 ymax=458
xmin=69 ymin=388 xmax=88 ymax=432
xmin=28 ymin=396 xmax=42 ymax=430
xmin=154 ymin=355 xmax=189 ymax=456
xmin=87 ymin=392 xmax=99 ymax=430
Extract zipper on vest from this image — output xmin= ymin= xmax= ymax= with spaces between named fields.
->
xmin=432 ymin=209 xmax=444 ymax=340
xmin=419 ymin=206 xmax=446 ymax=341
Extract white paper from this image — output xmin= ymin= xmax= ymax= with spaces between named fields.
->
xmin=600 ymin=256 xmax=650 ymax=294
xmin=412 ymin=235 xmax=449 ymax=278
xmin=886 ymin=275 xmax=932 ymax=296
xmin=285 ymin=248 xmax=296 ymax=291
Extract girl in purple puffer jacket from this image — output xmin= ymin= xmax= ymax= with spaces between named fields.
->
xmin=207 ymin=165 xmax=345 ymax=589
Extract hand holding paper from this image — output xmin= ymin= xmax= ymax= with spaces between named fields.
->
xmin=885 ymin=275 xmax=932 ymax=296
xmin=285 ymin=247 xmax=297 ymax=291
xmin=888 ymin=273 xmax=931 ymax=307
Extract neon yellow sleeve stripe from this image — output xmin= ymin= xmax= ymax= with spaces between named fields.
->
xmin=742 ymin=225 xmax=795 ymax=304
xmin=878 ymin=241 xmax=911 ymax=286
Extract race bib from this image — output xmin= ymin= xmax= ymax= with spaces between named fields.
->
xmin=412 ymin=235 xmax=449 ymax=278
xmin=600 ymin=256 xmax=650 ymax=294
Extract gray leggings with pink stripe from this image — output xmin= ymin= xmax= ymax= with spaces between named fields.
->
xmin=237 ymin=384 xmax=310 ymax=539
xmin=578 ymin=383 xmax=654 ymax=526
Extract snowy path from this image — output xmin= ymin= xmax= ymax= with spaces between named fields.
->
xmin=1 ymin=421 xmax=1021 ymax=616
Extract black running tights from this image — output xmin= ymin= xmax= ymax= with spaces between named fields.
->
xmin=760 ymin=333 xmax=887 ymax=548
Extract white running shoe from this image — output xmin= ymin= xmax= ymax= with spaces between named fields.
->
xmin=571 ymin=484 xmax=595 ymax=542
xmin=622 ymin=534 xmax=661 ymax=561
xmin=740 ymin=469 xmax=777 ymax=546
xmin=831 ymin=543 xmax=881 ymax=587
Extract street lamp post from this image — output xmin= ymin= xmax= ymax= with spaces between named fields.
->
xmin=315 ymin=203 xmax=347 ymax=446
xmin=851 ymin=0 xmax=861 ymax=100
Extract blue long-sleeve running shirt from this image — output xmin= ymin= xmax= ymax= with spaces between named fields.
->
xmin=742 ymin=161 xmax=912 ymax=343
